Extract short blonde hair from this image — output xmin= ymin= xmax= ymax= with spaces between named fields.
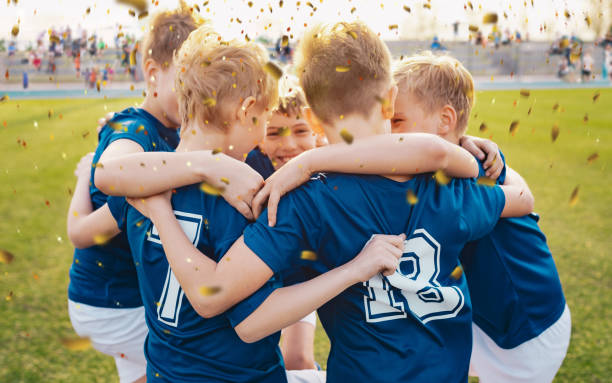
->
xmin=274 ymin=74 xmax=307 ymax=117
xmin=175 ymin=26 xmax=278 ymax=129
xmin=295 ymin=21 xmax=392 ymax=124
xmin=143 ymin=4 xmax=204 ymax=68
xmin=394 ymin=52 xmax=474 ymax=133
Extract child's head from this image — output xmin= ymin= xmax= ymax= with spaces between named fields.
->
xmin=392 ymin=52 xmax=474 ymax=143
xmin=175 ymin=26 xmax=278 ymax=160
xmin=260 ymin=75 xmax=319 ymax=169
xmin=295 ymin=21 xmax=396 ymax=143
xmin=142 ymin=6 xmax=204 ymax=127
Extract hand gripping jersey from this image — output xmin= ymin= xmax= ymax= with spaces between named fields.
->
xmin=244 ymin=173 xmax=505 ymax=383
xmin=68 ymin=107 xmax=178 ymax=308
xmin=108 ymin=185 xmax=286 ymax=382
xmin=460 ymin=152 xmax=566 ymax=348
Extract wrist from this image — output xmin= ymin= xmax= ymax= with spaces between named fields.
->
xmin=150 ymin=202 xmax=173 ymax=222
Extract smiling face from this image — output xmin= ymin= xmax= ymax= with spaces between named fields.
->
xmin=261 ymin=111 xmax=317 ymax=168
xmin=391 ymin=89 xmax=440 ymax=135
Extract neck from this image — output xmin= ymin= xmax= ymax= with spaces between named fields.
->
xmin=140 ymin=96 xmax=177 ymax=129
xmin=323 ymin=113 xmax=389 ymax=145
xmin=176 ymin=122 xmax=227 ymax=154
xmin=440 ymin=131 xmax=461 ymax=145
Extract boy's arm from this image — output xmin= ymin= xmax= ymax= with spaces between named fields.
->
xmin=459 ymin=135 xmax=504 ymax=179
xmin=234 ymin=234 xmax=404 ymax=343
xmin=67 ymin=153 xmax=121 ymax=248
xmin=95 ymin=151 xmax=263 ymax=220
xmin=253 ymin=133 xmax=479 ymax=225
xmin=499 ymin=167 xmax=534 ymax=218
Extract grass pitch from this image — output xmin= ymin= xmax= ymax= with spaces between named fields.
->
xmin=0 ymin=89 xmax=610 ymax=382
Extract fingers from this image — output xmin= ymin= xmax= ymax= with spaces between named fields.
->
xmin=252 ymin=182 xmax=271 ymax=219
xmin=487 ymin=160 xmax=503 ymax=180
xmin=462 ymin=138 xmax=485 ymax=160
xmin=483 ymin=150 xmax=497 ymax=169
xmin=105 ymin=112 xmax=115 ymax=123
xmin=267 ymin=190 xmax=281 ymax=227
xmin=234 ymin=200 xmax=254 ymax=221
xmin=370 ymin=233 xmax=406 ymax=250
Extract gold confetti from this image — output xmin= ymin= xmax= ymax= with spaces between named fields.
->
xmin=519 ymin=89 xmax=530 ymax=98
xmin=263 ymin=62 xmax=283 ymax=80
xmin=406 ymin=190 xmax=418 ymax=205
xmin=138 ymin=11 xmax=148 ymax=19
xmin=583 ymin=113 xmax=589 ymax=123
xmin=61 ymin=337 xmax=92 ymax=351
xmin=339 ymin=129 xmax=353 ymax=144
xmin=388 ymin=24 xmax=399 ymax=31
xmin=128 ymin=9 xmax=136 ymax=16
xmin=0 ymin=249 xmax=15 ymax=264
xmin=281 ymin=35 xmax=289 ymax=47
xmin=509 ymin=120 xmax=519 ymax=135
xmin=434 ymin=169 xmax=450 ymax=185
xmin=335 ymin=65 xmax=350 ymax=72
xmin=584 ymin=16 xmax=591 ymax=27
xmin=300 ymin=250 xmax=318 ymax=261
xmin=552 ymin=103 xmax=559 ymax=112
xmin=450 ymin=265 xmax=463 ymax=280
xmin=199 ymin=286 xmax=221 ymax=296
xmin=592 ymin=91 xmax=600 ymax=103
xmin=477 ymin=177 xmax=496 ymax=186
xmin=278 ymin=126 xmax=291 ymax=137
xmin=586 ymin=152 xmax=598 ymax=164
xmin=93 ymin=234 xmax=111 ymax=246
xmin=212 ymin=147 xmax=223 ymax=155
xmin=220 ymin=177 xmax=230 ymax=185
xmin=135 ymin=220 xmax=144 ymax=227
xmin=200 ymin=182 xmax=225 ymax=196
xmin=350 ymin=6 xmax=356 ymax=13
xmin=479 ymin=122 xmax=487 ymax=132
xmin=116 ymin=0 xmax=148 ymax=13
xmin=568 ymin=185 xmax=579 ymax=207
xmin=403 ymin=5 xmax=411 ymax=12
xmin=11 ymin=24 xmax=19 ymax=37
xmin=0 ymin=94 xmax=9 ymax=103
xmin=551 ymin=124 xmax=559 ymax=142
xmin=203 ymin=97 xmax=216 ymax=107
xmin=563 ymin=9 xmax=570 ymax=19
xmin=346 ymin=30 xmax=357 ymax=39
xmin=423 ymin=3 xmax=431 ymax=9
xmin=468 ymin=25 xmax=479 ymax=33
xmin=483 ymin=13 xmax=498 ymax=24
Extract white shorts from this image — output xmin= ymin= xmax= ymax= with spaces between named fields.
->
xmin=469 ymin=304 xmax=571 ymax=383
xmin=298 ymin=311 xmax=317 ymax=327
xmin=68 ymin=300 xmax=148 ymax=383
xmin=287 ymin=369 xmax=326 ymax=383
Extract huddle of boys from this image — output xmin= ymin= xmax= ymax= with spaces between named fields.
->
xmin=66 ymin=5 xmax=569 ymax=383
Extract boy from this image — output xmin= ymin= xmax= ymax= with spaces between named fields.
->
xmin=390 ymin=53 xmax=570 ymax=383
xmin=142 ymin=21 xmax=534 ymax=382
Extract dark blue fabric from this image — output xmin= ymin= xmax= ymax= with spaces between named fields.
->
xmin=246 ymin=147 xmax=275 ymax=180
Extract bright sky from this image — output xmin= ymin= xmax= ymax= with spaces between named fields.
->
xmin=2 ymin=0 xmax=609 ymax=46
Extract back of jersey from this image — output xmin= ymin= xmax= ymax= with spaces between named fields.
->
xmin=244 ymin=173 xmax=505 ymax=383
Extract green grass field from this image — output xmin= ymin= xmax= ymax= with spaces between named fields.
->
xmin=0 ymin=89 xmax=610 ymax=382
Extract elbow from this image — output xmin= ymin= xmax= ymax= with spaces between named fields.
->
xmin=94 ymin=171 xmax=115 ymax=196
xmin=522 ymin=188 xmax=535 ymax=214
xmin=235 ymin=322 xmax=263 ymax=344
xmin=192 ymin=298 xmax=225 ymax=320
xmin=67 ymin=228 xmax=90 ymax=249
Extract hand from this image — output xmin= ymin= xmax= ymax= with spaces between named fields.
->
xmin=460 ymin=135 xmax=503 ymax=179
xmin=346 ymin=233 xmax=406 ymax=283
xmin=252 ymin=155 xmax=312 ymax=226
xmin=74 ymin=152 xmax=94 ymax=178
xmin=97 ymin=112 xmax=115 ymax=135
xmin=205 ymin=154 xmax=265 ymax=220
xmin=126 ymin=190 xmax=172 ymax=220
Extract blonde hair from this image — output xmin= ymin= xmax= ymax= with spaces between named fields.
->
xmin=143 ymin=4 xmax=205 ymax=68
xmin=295 ymin=21 xmax=392 ymax=124
xmin=175 ymin=26 xmax=278 ymax=128
xmin=393 ymin=52 xmax=475 ymax=133
xmin=274 ymin=74 xmax=307 ymax=117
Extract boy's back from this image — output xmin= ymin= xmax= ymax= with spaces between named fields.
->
xmin=244 ymin=173 xmax=505 ymax=382
xmin=111 ymin=184 xmax=286 ymax=382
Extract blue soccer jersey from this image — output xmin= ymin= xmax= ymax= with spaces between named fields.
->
xmin=68 ymin=107 xmax=178 ymax=308
xmin=245 ymin=147 xmax=275 ymax=180
xmin=460 ymin=152 xmax=566 ymax=348
xmin=244 ymin=173 xmax=505 ymax=383
xmin=108 ymin=185 xmax=286 ymax=382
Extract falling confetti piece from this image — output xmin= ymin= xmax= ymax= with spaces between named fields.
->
xmin=199 ymin=286 xmax=222 ymax=296
xmin=586 ymin=152 xmax=598 ymax=164
xmin=519 ymin=89 xmax=530 ymax=98
xmin=552 ymin=102 xmax=559 ymax=111
xmin=116 ymin=0 xmax=148 ymax=12
xmin=434 ymin=169 xmax=450 ymax=185
xmin=450 ymin=265 xmax=463 ymax=280
xmin=568 ymin=186 xmax=579 ymax=207
xmin=509 ymin=120 xmax=519 ymax=135
xmin=61 ymin=337 xmax=92 ymax=351
xmin=11 ymin=25 xmax=19 ymax=37
xmin=200 ymin=182 xmax=225 ymax=196
xmin=592 ymin=92 xmax=600 ymax=103
xmin=0 ymin=249 xmax=15 ymax=264
xmin=584 ymin=15 xmax=591 ymax=27
xmin=551 ymin=124 xmax=559 ymax=142
xmin=263 ymin=62 xmax=283 ymax=80
xmin=335 ymin=65 xmax=350 ymax=72
xmin=406 ymin=189 xmax=418 ymax=205
xmin=403 ymin=5 xmax=411 ymax=12
xmin=203 ymin=98 xmax=216 ymax=107
xmin=482 ymin=13 xmax=498 ymax=23
xmin=0 ymin=94 xmax=9 ymax=103
xmin=388 ymin=24 xmax=399 ymax=30
xmin=477 ymin=177 xmax=496 ymax=186
xmin=423 ymin=3 xmax=431 ymax=9
xmin=281 ymin=35 xmax=289 ymax=47
xmin=138 ymin=11 xmax=148 ymax=19
xmin=563 ymin=9 xmax=570 ymax=19
xmin=93 ymin=234 xmax=111 ymax=246
xmin=479 ymin=122 xmax=487 ymax=132
xmin=300 ymin=250 xmax=318 ymax=261
xmin=468 ymin=25 xmax=479 ymax=32
xmin=220 ymin=177 xmax=230 ymax=185
xmin=212 ymin=147 xmax=223 ymax=155
xmin=6 ymin=291 xmax=13 ymax=301
xmin=339 ymin=129 xmax=353 ymax=144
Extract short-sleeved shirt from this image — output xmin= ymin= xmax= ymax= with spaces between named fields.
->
xmin=245 ymin=147 xmax=275 ymax=180
xmin=109 ymin=184 xmax=286 ymax=382
xmin=68 ymin=107 xmax=178 ymax=308
xmin=460 ymin=152 xmax=566 ymax=348
xmin=244 ymin=173 xmax=505 ymax=383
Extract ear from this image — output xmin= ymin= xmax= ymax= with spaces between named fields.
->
xmin=438 ymin=104 xmax=457 ymax=136
xmin=303 ymin=107 xmax=324 ymax=135
xmin=236 ymin=96 xmax=257 ymax=123
xmin=381 ymin=85 xmax=398 ymax=119
xmin=143 ymin=58 xmax=160 ymax=89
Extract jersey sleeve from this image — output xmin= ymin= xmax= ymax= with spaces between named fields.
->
xmin=106 ymin=196 xmax=128 ymax=232
xmin=243 ymin=185 xmax=322 ymax=274
xmin=477 ymin=150 xmax=507 ymax=185
xmin=460 ymin=181 xmax=506 ymax=241
xmin=203 ymin=196 xmax=250 ymax=261
xmin=105 ymin=118 xmax=155 ymax=151
xmin=225 ymin=281 xmax=278 ymax=327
